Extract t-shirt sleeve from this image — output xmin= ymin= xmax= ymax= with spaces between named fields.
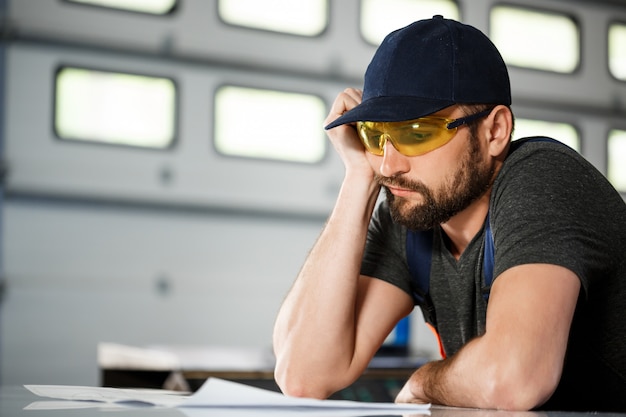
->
xmin=490 ymin=141 xmax=624 ymax=295
xmin=360 ymin=200 xmax=413 ymax=297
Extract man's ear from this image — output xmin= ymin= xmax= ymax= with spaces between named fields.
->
xmin=486 ymin=105 xmax=513 ymax=158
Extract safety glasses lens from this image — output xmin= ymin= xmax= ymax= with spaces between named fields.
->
xmin=357 ymin=118 xmax=456 ymax=156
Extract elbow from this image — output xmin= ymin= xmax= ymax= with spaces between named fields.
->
xmin=481 ymin=362 xmax=560 ymax=410
xmin=276 ymin=378 xmax=329 ymax=400
xmin=274 ymin=359 xmax=336 ymax=400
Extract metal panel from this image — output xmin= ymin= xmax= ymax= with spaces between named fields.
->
xmin=4 ymin=43 xmax=345 ymax=216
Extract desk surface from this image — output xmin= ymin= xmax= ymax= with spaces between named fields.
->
xmin=3 ymin=385 xmax=626 ymax=417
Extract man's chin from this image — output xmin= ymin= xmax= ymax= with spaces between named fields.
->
xmin=388 ymin=198 xmax=450 ymax=231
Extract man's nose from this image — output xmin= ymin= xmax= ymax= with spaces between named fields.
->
xmin=379 ymin=135 xmax=410 ymax=178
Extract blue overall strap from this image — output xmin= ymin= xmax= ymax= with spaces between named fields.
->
xmin=405 ymin=228 xmax=433 ymax=304
xmin=482 ymin=213 xmax=495 ymax=300
xmin=405 ymin=228 xmax=439 ymax=328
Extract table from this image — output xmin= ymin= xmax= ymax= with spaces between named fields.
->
xmin=3 ymin=384 xmax=625 ymax=417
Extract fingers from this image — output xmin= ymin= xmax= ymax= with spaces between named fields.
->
xmin=324 ymin=88 xmax=363 ymax=128
xmin=395 ymin=383 xmax=428 ymax=404
xmin=322 ymin=88 xmax=374 ymax=177
xmin=395 ymin=381 xmax=413 ymax=403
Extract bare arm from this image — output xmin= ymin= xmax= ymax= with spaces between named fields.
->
xmin=272 ymin=89 xmax=414 ymax=398
xmin=396 ymin=263 xmax=580 ymax=410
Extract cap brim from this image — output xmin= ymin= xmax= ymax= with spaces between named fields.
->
xmin=324 ymin=96 xmax=455 ymax=130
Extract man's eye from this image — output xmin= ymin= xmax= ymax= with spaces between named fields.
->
xmin=409 ymin=132 xmax=433 ymax=141
xmin=373 ymin=134 xmax=386 ymax=147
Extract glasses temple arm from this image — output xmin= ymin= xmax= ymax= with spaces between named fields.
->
xmin=446 ymin=108 xmax=495 ymax=129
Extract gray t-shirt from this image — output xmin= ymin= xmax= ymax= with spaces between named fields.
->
xmin=361 ymin=138 xmax=626 ymax=412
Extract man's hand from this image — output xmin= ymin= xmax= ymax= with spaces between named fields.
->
xmin=324 ymin=88 xmax=374 ymax=179
xmin=395 ymin=374 xmax=428 ymax=404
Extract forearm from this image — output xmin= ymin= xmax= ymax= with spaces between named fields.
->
xmin=400 ymin=338 xmax=496 ymax=408
xmin=273 ymin=173 xmax=381 ymax=397
xmin=398 ymin=265 xmax=578 ymax=410
xmin=401 ymin=336 xmax=553 ymax=410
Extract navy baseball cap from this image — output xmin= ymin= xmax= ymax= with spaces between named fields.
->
xmin=325 ymin=15 xmax=511 ymax=129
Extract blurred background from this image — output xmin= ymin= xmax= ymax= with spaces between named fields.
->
xmin=0 ymin=0 xmax=625 ymax=388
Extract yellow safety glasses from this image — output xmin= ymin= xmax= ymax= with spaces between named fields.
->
xmin=356 ymin=108 xmax=493 ymax=156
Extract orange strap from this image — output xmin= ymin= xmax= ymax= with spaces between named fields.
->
xmin=426 ymin=322 xmax=447 ymax=359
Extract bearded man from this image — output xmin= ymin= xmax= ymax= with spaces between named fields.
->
xmin=272 ymin=16 xmax=626 ymax=412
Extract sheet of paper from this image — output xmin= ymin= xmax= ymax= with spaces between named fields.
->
xmin=182 ymin=378 xmax=429 ymax=412
xmin=25 ymin=377 xmax=430 ymax=413
xmin=23 ymin=400 xmax=127 ymax=410
xmin=180 ymin=407 xmax=428 ymax=417
xmin=24 ymin=385 xmax=188 ymax=407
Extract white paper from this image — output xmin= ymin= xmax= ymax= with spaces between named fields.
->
xmin=24 ymin=384 xmax=188 ymax=407
xmin=25 ymin=377 xmax=430 ymax=413
xmin=23 ymin=400 xmax=126 ymax=410
xmin=182 ymin=377 xmax=430 ymax=412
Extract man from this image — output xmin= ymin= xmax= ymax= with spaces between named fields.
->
xmin=272 ymin=16 xmax=626 ymax=411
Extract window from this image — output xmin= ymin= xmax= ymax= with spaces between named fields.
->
xmin=218 ymin=0 xmax=328 ymax=36
xmin=361 ymin=0 xmax=459 ymax=45
xmin=214 ymin=86 xmax=326 ymax=163
xmin=66 ymin=0 xmax=177 ymax=14
xmin=608 ymin=129 xmax=626 ymax=192
xmin=55 ymin=67 xmax=176 ymax=149
xmin=609 ymin=22 xmax=626 ymax=81
xmin=490 ymin=6 xmax=579 ymax=73
xmin=513 ymin=119 xmax=580 ymax=152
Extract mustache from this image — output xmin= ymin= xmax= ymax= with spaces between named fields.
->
xmin=375 ymin=174 xmax=429 ymax=194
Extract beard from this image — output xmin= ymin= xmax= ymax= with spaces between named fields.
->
xmin=377 ymin=135 xmax=496 ymax=231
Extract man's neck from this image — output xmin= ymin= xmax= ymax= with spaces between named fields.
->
xmin=440 ymin=191 xmax=491 ymax=260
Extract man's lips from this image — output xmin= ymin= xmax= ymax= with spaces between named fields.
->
xmin=385 ymin=184 xmax=416 ymax=198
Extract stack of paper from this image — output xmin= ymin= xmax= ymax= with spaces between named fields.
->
xmin=25 ymin=377 xmax=430 ymax=415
